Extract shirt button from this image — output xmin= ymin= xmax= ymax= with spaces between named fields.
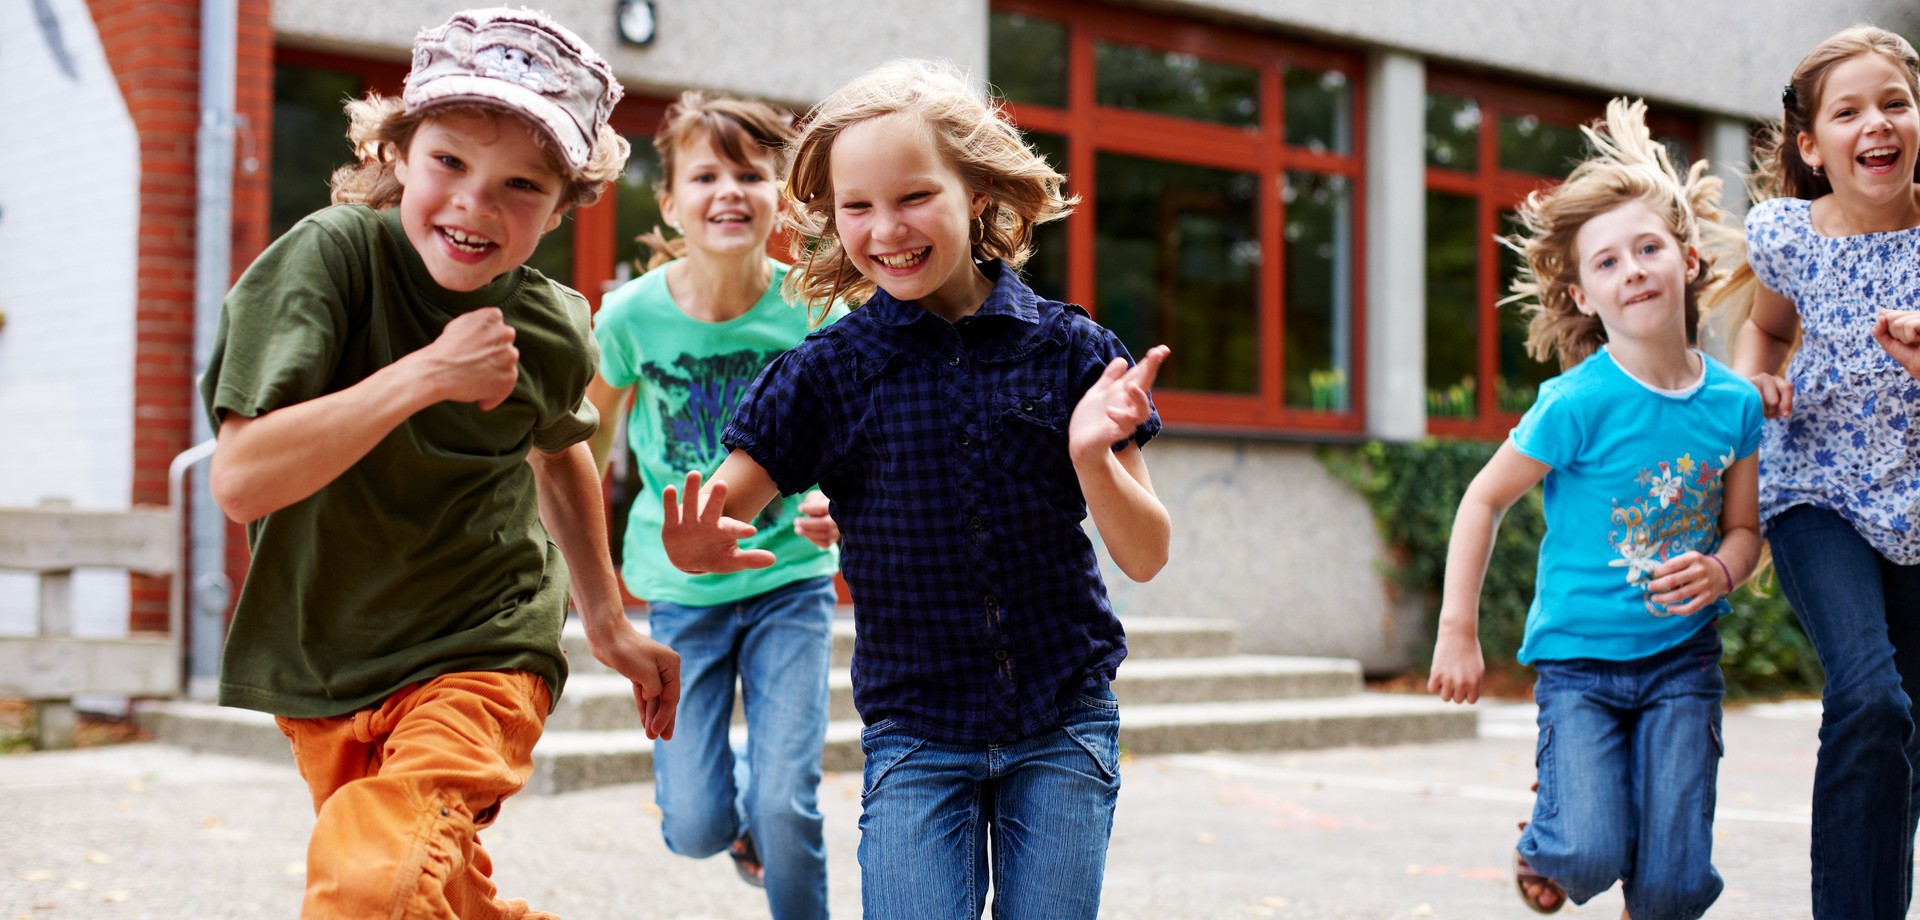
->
xmin=958 ymin=433 xmax=972 ymax=447
xmin=984 ymin=594 xmax=999 ymax=610
xmin=970 ymin=516 xmax=986 ymax=531
xmin=948 ymin=353 xmax=962 ymax=367
xmin=993 ymin=649 xmax=1009 ymax=661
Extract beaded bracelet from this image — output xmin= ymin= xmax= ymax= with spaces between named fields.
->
xmin=1705 ymin=553 xmax=1734 ymax=596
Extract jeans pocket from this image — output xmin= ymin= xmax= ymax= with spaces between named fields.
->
xmin=860 ymin=720 xmax=925 ymax=799
xmin=1061 ymin=700 xmax=1122 ymax=781
xmin=1534 ymin=722 xmax=1558 ymax=820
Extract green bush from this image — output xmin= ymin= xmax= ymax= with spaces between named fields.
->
xmin=1324 ymin=439 xmax=1822 ymax=699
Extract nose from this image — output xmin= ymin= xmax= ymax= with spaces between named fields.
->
xmin=454 ymin=179 xmax=498 ymax=217
xmin=871 ymin=204 xmax=909 ymax=243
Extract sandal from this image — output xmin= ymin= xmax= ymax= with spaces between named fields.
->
xmin=728 ymin=831 xmax=766 ymax=889
xmin=1512 ymin=850 xmax=1568 ymax=914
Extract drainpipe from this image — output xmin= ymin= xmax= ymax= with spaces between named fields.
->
xmin=188 ymin=0 xmax=239 ymax=698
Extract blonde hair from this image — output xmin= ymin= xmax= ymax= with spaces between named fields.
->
xmin=1505 ymin=98 xmax=1734 ymax=370
xmin=783 ymin=59 xmax=1076 ymax=316
xmin=635 ymin=91 xmax=797 ymax=272
xmin=1753 ymin=25 xmax=1920 ymax=202
xmin=329 ymin=94 xmax=629 ymax=211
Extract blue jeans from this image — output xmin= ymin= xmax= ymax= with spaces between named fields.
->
xmin=856 ymin=688 xmax=1121 ymax=919
xmin=1768 ymin=504 xmax=1920 ymax=920
xmin=1520 ymin=625 xmax=1725 ymax=920
xmin=647 ymin=576 xmax=836 ymax=920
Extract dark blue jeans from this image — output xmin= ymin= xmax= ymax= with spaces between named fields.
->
xmin=1769 ymin=504 xmax=1920 ymax=920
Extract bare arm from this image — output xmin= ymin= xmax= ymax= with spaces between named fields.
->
xmin=1428 ymin=442 xmax=1551 ymax=705
xmin=1647 ymin=452 xmax=1761 ymax=614
xmin=660 ymin=451 xmax=782 ymax=574
xmin=1070 ymin=346 xmax=1173 ymax=582
xmin=527 ymin=442 xmax=679 ymax=739
xmin=1732 ymin=285 xmax=1800 ymax=419
xmin=210 ymin=307 xmax=520 ymax=523
xmin=585 ymin=374 xmax=633 ymax=476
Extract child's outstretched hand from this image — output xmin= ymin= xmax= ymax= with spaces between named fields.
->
xmin=1428 ymin=625 xmax=1484 ymax=704
xmin=1069 ymin=345 xmax=1171 ymax=464
xmin=1747 ymin=372 xmax=1793 ymax=419
xmin=1647 ymin=551 xmax=1728 ymax=616
xmin=1874 ymin=311 xmax=1920 ymax=381
xmin=417 ymin=307 xmax=520 ymax=410
xmin=661 ymin=470 xmax=777 ymax=574
xmin=794 ymin=490 xmax=839 ymax=548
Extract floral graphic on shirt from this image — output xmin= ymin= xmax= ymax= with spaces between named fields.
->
xmin=642 ymin=348 xmax=786 ymax=531
xmin=1607 ymin=448 xmax=1730 ymax=616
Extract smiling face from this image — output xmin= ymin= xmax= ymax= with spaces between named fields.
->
xmin=1568 ymin=200 xmax=1699 ymax=348
xmin=393 ymin=110 xmax=569 ymax=291
xmin=1798 ymin=51 xmax=1920 ymax=207
xmin=829 ymin=113 xmax=990 ymax=319
xmin=659 ymin=128 xmax=781 ymax=259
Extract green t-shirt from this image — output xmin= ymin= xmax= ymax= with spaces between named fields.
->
xmin=594 ymin=259 xmax=843 ymax=605
xmin=199 ymin=204 xmax=598 ymax=718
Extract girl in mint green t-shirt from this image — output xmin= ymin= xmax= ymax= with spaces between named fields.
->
xmin=586 ymin=92 xmax=843 ymax=920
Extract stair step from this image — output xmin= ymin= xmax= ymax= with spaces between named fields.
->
xmin=545 ymin=655 xmax=1362 ymax=731
xmin=562 ymin=615 xmax=1240 ymax=674
xmin=139 ymin=693 xmax=1478 ymax=796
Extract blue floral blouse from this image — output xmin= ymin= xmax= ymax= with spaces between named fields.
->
xmin=1746 ymin=196 xmax=1920 ymax=563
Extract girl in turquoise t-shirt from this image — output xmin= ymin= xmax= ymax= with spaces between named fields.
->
xmin=585 ymin=91 xmax=844 ymax=920
xmin=1427 ymin=99 xmax=1763 ymax=919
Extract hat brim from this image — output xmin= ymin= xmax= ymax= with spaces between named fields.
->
xmin=408 ymin=77 xmax=592 ymax=171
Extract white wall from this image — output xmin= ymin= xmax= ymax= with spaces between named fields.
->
xmin=0 ymin=0 xmax=141 ymax=637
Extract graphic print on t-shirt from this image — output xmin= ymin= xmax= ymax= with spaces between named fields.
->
xmin=643 ymin=348 xmax=789 ymax=531
xmin=1607 ymin=448 xmax=1734 ymax=616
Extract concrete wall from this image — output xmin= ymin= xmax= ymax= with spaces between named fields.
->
xmin=0 ymin=0 xmax=141 ymax=637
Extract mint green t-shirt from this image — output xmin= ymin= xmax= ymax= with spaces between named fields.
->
xmin=199 ymin=204 xmax=597 ymax=718
xmin=594 ymin=259 xmax=843 ymax=605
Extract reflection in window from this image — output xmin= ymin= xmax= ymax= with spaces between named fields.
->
xmin=272 ymin=65 xmax=360 ymax=240
xmin=1497 ymin=210 xmax=1551 ymax=413
xmin=1284 ymin=69 xmax=1352 ymax=154
xmin=1498 ymin=113 xmax=1588 ymax=176
xmin=1095 ymin=41 xmax=1258 ymax=127
xmin=1282 ymin=172 xmax=1351 ymax=410
xmin=612 ymin=140 xmax=666 ymax=278
xmin=1424 ymin=93 xmax=1481 ymax=171
xmin=1022 ymin=132 xmax=1069 ymax=303
xmin=990 ymin=12 xmax=1068 ymax=108
xmin=1425 ymin=191 xmax=1477 ymax=418
xmin=1095 ymin=152 xmax=1259 ymax=393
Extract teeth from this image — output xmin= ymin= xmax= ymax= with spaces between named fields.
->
xmin=442 ymin=227 xmax=492 ymax=251
xmin=875 ymin=249 xmax=926 ymax=269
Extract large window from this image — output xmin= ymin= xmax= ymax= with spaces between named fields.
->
xmin=1422 ymin=73 xmax=1698 ymax=438
xmin=992 ymin=0 xmax=1366 ymax=432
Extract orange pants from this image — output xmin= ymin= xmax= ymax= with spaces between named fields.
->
xmin=276 ymin=670 xmax=554 ymax=920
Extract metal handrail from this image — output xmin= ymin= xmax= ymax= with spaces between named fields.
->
xmin=167 ymin=439 xmax=217 ymax=695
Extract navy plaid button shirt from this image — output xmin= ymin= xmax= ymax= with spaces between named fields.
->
xmin=724 ymin=261 xmax=1161 ymax=745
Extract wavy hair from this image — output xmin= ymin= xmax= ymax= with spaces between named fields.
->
xmin=633 ymin=91 xmax=797 ymax=272
xmin=783 ymin=59 xmax=1075 ymax=317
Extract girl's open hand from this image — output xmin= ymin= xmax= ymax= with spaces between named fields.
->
xmin=1874 ymin=312 xmax=1920 ymax=381
xmin=661 ymin=470 xmax=776 ymax=574
xmin=1748 ymin=372 xmax=1793 ymax=419
xmin=1647 ymin=551 xmax=1727 ymax=616
xmin=1069 ymin=345 xmax=1170 ymax=464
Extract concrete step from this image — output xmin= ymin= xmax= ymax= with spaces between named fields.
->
xmin=562 ymin=614 xmax=1239 ymax=674
xmin=137 ymin=693 xmax=1478 ymax=796
xmin=545 ymin=655 xmax=1363 ymax=731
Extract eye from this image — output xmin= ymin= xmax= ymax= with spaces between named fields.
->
xmin=1597 ymin=256 xmax=1617 ymax=270
xmin=903 ymin=190 xmax=931 ymax=204
xmin=740 ymin=171 xmax=766 ymax=183
xmin=837 ymin=199 xmax=870 ymax=214
xmin=1640 ymin=242 xmax=1660 ymax=255
xmin=508 ymin=177 xmax=546 ymax=193
xmin=436 ymin=154 xmax=464 ymax=170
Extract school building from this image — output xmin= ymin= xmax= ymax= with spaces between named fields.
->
xmin=6 ymin=0 xmax=1915 ymax=679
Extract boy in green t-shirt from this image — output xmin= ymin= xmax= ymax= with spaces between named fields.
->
xmin=198 ymin=10 xmax=678 ymax=917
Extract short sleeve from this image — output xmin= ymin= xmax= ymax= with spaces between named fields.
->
xmin=199 ymin=216 xmax=360 ymax=430
xmin=1509 ymin=379 xmax=1581 ymax=470
xmin=723 ymin=342 xmax=838 ymax=496
xmin=1072 ymin=320 xmax=1162 ymax=449
xmin=1745 ymin=197 xmax=1807 ymax=300
xmin=531 ymin=328 xmax=600 ymax=454
xmin=1736 ymin=382 xmax=1765 ymax=459
xmin=592 ymin=283 xmax=646 ymax=388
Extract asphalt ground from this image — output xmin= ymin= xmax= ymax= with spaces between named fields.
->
xmin=1 ymin=698 xmax=1901 ymax=919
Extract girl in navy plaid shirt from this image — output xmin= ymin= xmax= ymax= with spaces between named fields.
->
xmin=661 ymin=59 xmax=1170 ymax=919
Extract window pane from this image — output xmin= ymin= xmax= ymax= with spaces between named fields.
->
xmin=1284 ymin=68 xmax=1352 ymax=154
xmin=612 ymin=138 xmax=666 ymax=278
xmin=1022 ymin=132 xmax=1069 ymax=303
xmin=1282 ymin=172 xmax=1351 ymax=410
xmin=1497 ymin=210 xmax=1552 ymax=413
xmin=1657 ymin=134 xmax=1694 ymax=170
xmin=1425 ymin=191 xmax=1478 ymax=418
xmin=990 ymin=12 xmax=1068 ymax=108
xmin=1095 ymin=152 xmax=1260 ymax=393
xmin=1497 ymin=113 xmax=1588 ymax=176
xmin=1095 ymin=41 xmax=1258 ymax=127
xmin=1424 ymin=93 xmax=1480 ymax=171
xmin=272 ymin=65 xmax=360 ymax=240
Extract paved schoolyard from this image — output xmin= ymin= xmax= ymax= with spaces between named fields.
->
xmin=0 ymin=698 xmax=1889 ymax=919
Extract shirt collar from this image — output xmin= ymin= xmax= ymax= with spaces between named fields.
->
xmin=863 ymin=260 xmax=1045 ymax=327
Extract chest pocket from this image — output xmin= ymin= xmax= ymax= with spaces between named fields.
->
xmin=993 ymin=388 xmax=1069 ymax=480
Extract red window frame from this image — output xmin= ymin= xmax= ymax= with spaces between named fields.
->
xmin=1423 ymin=71 xmax=1700 ymax=440
xmin=994 ymin=0 xmax=1369 ymax=434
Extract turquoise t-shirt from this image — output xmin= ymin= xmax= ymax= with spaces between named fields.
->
xmin=594 ymin=259 xmax=844 ymax=605
xmin=1510 ymin=347 xmax=1764 ymax=664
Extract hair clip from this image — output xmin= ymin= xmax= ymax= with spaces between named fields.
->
xmin=1781 ymin=83 xmax=1799 ymax=110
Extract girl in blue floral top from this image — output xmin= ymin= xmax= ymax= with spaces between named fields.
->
xmin=1430 ymin=99 xmax=1762 ymax=918
xmin=1731 ymin=25 xmax=1920 ymax=920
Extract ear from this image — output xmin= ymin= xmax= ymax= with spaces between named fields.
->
xmin=394 ymin=150 xmax=411 ymax=188
xmin=1684 ymin=244 xmax=1701 ymax=281
xmin=1569 ymin=283 xmax=1596 ymax=317
xmin=658 ymin=187 xmax=678 ymax=230
xmin=543 ymin=202 xmax=571 ymax=235
xmin=969 ymin=189 xmax=989 ymax=219
xmin=1795 ymin=129 xmax=1823 ymax=173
